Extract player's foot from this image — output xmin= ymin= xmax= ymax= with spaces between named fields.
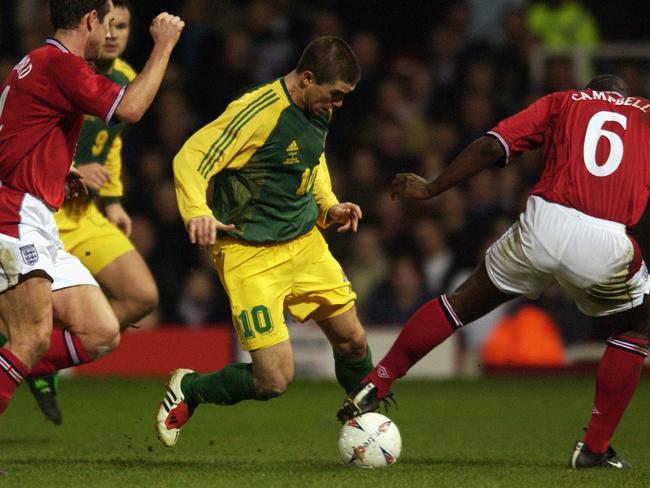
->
xmin=156 ymin=368 xmax=195 ymax=447
xmin=570 ymin=441 xmax=632 ymax=469
xmin=26 ymin=374 xmax=62 ymax=425
xmin=336 ymin=381 xmax=395 ymax=422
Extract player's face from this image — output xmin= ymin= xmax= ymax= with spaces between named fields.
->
xmin=101 ymin=6 xmax=131 ymax=60
xmin=302 ymin=75 xmax=355 ymax=117
xmin=86 ymin=1 xmax=115 ymax=60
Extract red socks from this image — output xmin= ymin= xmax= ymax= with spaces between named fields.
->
xmin=28 ymin=328 xmax=91 ymax=377
xmin=365 ymin=295 xmax=460 ymax=397
xmin=0 ymin=348 xmax=29 ymax=415
xmin=584 ymin=335 xmax=648 ymax=454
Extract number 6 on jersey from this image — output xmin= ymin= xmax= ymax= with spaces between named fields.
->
xmin=583 ymin=111 xmax=627 ymax=177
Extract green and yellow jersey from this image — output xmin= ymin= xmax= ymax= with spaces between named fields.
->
xmin=74 ymin=57 xmax=136 ymax=203
xmin=174 ymin=78 xmax=340 ymax=243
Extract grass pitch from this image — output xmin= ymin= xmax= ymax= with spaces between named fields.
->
xmin=0 ymin=376 xmax=648 ymax=487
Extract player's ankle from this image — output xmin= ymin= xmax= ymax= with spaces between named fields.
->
xmin=365 ymin=367 xmax=393 ymax=399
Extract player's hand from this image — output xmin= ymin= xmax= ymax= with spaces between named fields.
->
xmin=150 ymin=12 xmax=185 ymax=50
xmin=327 ymin=202 xmax=362 ymax=233
xmin=391 ymin=173 xmax=433 ymax=200
xmin=187 ymin=216 xmax=235 ymax=249
xmin=64 ymin=167 xmax=88 ymax=199
xmin=76 ymin=163 xmax=110 ymax=192
xmin=105 ymin=202 xmax=132 ymax=237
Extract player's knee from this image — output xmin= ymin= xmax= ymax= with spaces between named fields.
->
xmin=129 ymin=285 xmax=159 ymax=324
xmin=254 ymin=371 xmax=294 ymax=399
xmin=86 ymin=317 xmax=121 ymax=359
xmin=335 ymin=327 xmax=367 ymax=358
xmin=144 ymin=285 xmax=160 ymax=313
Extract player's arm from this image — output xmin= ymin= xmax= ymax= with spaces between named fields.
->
xmin=51 ymin=15 xmax=181 ymax=125
xmin=173 ymin=99 xmax=267 ymax=247
xmin=392 ymin=93 xmax=559 ymax=200
xmin=114 ymin=13 xmax=184 ymax=124
xmin=391 ymin=137 xmax=505 ymax=200
xmin=313 ymin=153 xmax=362 ymax=233
xmin=99 ymin=135 xmax=123 ymax=200
xmin=75 ymin=163 xmax=110 ymax=192
xmin=98 ymin=135 xmax=131 ymax=236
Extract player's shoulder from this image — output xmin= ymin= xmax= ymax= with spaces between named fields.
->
xmin=39 ymin=39 xmax=83 ymax=63
xmin=222 ymin=79 xmax=287 ymax=121
xmin=113 ymin=58 xmax=137 ymax=82
xmin=32 ymin=39 xmax=90 ymax=75
xmin=233 ymin=79 xmax=285 ymax=106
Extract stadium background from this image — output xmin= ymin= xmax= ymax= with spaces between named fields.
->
xmin=0 ymin=0 xmax=649 ymax=376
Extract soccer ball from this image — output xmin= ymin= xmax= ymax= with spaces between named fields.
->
xmin=338 ymin=412 xmax=402 ymax=468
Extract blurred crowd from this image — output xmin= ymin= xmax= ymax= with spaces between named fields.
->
xmin=1 ymin=1 xmax=649 ymax=352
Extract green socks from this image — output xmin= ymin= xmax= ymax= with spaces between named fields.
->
xmin=181 ymin=363 xmax=262 ymax=407
xmin=178 ymin=349 xmax=373 ymax=407
xmin=334 ymin=346 xmax=373 ymax=393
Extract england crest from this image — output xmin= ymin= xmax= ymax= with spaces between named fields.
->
xmin=19 ymin=244 xmax=38 ymax=265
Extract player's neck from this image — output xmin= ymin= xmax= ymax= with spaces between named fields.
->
xmin=52 ymin=30 xmax=87 ymax=58
xmin=283 ymin=71 xmax=305 ymax=110
xmin=93 ymin=58 xmax=115 ymax=74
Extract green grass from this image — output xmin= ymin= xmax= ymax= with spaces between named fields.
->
xmin=1 ymin=376 xmax=649 ymax=487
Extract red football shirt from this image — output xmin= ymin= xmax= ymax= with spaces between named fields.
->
xmin=488 ymin=90 xmax=650 ymax=227
xmin=0 ymin=38 xmax=125 ymax=209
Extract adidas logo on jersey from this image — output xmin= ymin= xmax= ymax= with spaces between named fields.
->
xmin=283 ymin=140 xmax=300 ymax=165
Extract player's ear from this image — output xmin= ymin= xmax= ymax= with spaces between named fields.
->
xmin=301 ymin=70 xmax=316 ymax=88
xmin=85 ymin=10 xmax=98 ymax=32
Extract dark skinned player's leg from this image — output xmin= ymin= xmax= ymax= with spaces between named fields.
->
xmin=363 ymin=258 xmax=517 ymax=398
xmin=581 ymin=296 xmax=649 ymax=455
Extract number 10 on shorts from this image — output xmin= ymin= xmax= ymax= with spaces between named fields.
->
xmin=237 ymin=305 xmax=274 ymax=339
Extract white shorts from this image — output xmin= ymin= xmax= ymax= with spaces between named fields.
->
xmin=485 ymin=195 xmax=649 ymax=317
xmin=0 ymin=190 xmax=97 ymax=293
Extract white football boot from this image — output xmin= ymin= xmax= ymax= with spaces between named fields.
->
xmin=156 ymin=368 xmax=195 ymax=447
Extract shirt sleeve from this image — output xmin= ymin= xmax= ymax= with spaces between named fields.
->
xmin=99 ymin=134 xmax=123 ymax=200
xmin=50 ymin=53 xmax=125 ymax=124
xmin=312 ymin=152 xmax=340 ymax=228
xmin=173 ymin=96 xmax=271 ymax=227
xmin=487 ymin=92 xmax=561 ymax=164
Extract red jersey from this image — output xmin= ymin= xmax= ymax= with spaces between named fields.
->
xmin=488 ymin=90 xmax=650 ymax=227
xmin=0 ymin=39 xmax=125 ymax=209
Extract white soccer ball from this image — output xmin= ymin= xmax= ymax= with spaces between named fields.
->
xmin=338 ymin=412 xmax=402 ymax=468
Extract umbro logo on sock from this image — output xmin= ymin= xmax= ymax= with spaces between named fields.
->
xmin=377 ymin=366 xmax=390 ymax=379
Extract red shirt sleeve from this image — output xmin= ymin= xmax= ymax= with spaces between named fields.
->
xmin=487 ymin=92 xmax=562 ymax=164
xmin=49 ymin=53 xmax=125 ymax=123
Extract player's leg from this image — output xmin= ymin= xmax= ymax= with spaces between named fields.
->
xmin=180 ymin=340 xmax=294 ymax=408
xmin=317 ymin=306 xmax=372 ymax=393
xmin=26 ymin=207 xmax=154 ymax=423
xmin=570 ymin=296 xmax=648 ymax=470
xmin=27 ymin=285 xmax=120 ymax=379
xmin=287 ymin=228 xmax=373 ymax=393
xmin=62 ymin=206 xmax=159 ymax=329
xmin=156 ymin=340 xmax=293 ymax=448
xmin=0 ymin=276 xmax=52 ymax=415
xmin=27 ymin=244 xmax=121 ymax=378
xmin=571 ymin=279 xmax=649 ymax=468
xmin=156 ymin=239 xmax=292 ymax=447
xmin=94 ymin=249 xmax=159 ymax=329
xmin=358 ymin=259 xmax=514 ymax=399
xmin=539 ymin=211 xmax=650 ymax=469
xmin=337 ymin=216 xmax=548 ymax=420
xmin=0 ymin=193 xmax=84 ymax=415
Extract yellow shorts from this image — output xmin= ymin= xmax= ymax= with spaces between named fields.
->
xmin=213 ymin=227 xmax=357 ymax=351
xmin=55 ymin=201 xmax=134 ymax=275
